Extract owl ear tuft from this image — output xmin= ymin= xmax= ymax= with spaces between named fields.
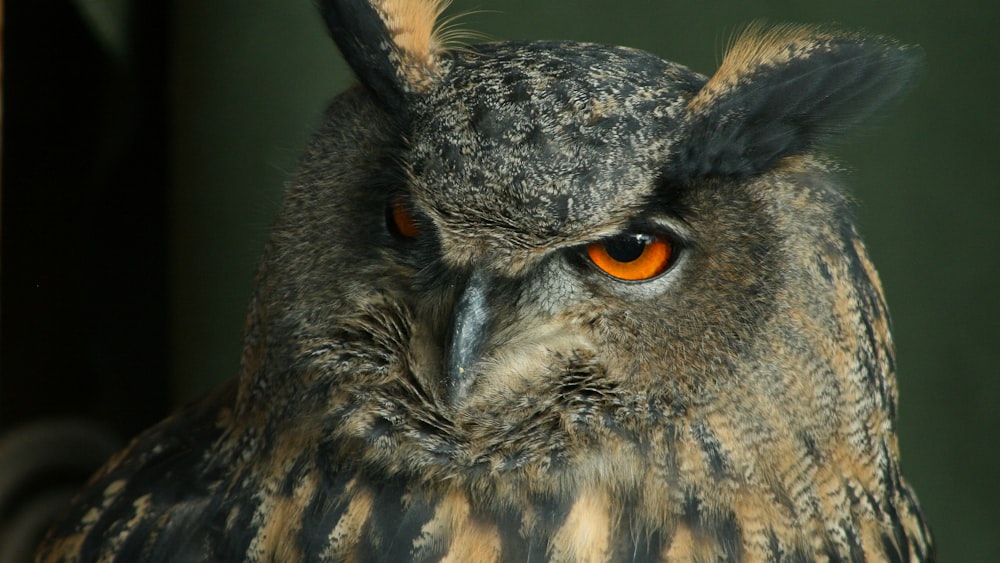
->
xmin=673 ymin=23 xmax=920 ymax=179
xmin=320 ymin=0 xmax=452 ymax=110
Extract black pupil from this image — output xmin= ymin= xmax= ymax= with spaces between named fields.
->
xmin=604 ymin=234 xmax=652 ymax=263
xmin=385 ymin=203 xmax=398 ymax=234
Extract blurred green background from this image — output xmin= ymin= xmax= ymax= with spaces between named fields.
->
xmin=4 ymin=0 xmax=998 ymax=559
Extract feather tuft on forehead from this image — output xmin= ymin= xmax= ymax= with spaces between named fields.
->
xmin=373 ymin=0 xmax=452 ymax=77
xmin=321 ymin=0 xmax=458 ymax=110
xmin=674 ymin=22 xmax=918 ymax=178
xmin=692 ymin=23 xmax=835 ymax=109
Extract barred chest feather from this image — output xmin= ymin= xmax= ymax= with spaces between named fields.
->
xmin=40 ymin=377 xmax=931 ymax=562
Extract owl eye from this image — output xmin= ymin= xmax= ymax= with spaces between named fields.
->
xmin=586 ymin=233 xmax=674 ymax=281
xmin=386 ymin=196 xmax=420 ymax=239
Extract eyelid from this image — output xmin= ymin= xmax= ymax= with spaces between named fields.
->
xmin=581 ymin=216 xmax=691 ymax=246
xmin=636 ymin=216 xmax=692 ymax=245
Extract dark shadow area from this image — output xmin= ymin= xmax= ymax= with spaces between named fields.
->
xmin=0 ymin=1 xmax=171 ymax=556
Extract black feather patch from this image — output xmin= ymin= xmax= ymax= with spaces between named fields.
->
xmin=320 ymin=0 xmax=409 ymax=113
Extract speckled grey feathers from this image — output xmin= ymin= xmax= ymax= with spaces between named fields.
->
xmin=36 ymin=1 xmax=932 ymax=561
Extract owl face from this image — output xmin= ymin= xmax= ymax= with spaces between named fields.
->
xmin=401 ymin=43 xmax=704 ymax=406
xmin=253 ymin=4 xmax=916 ymax=492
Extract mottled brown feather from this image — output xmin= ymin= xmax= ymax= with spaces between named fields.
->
xmin=35 ymin=1 xmax=932 ymax=561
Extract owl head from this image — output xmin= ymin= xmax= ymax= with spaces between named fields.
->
xmin=27 ymin=1 xmax=932 ymax=560
xmin=239 ymin=0 xmax=919 ymax=515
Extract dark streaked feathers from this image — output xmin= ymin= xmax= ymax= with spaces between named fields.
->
xmin=37 ymin=0 xmax=932 ymax=561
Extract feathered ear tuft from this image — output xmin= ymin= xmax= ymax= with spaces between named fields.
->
xmin=320 ymin=0 xmax=452 ymax=110
xmin=672 ymin=23 xmax=921 ymax=179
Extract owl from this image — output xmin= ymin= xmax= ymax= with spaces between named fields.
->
xmin=37 ymin=0 xmax=933 ymax=561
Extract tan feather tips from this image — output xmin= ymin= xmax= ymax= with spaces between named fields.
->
xmin=321 ymin=0 xmax=456 ymax=109
xmin=373 ymin=0 xmax=452 ymax=80
xmin=673 ymin=23 xmax=920 ymax=179
xmin=688 ymin=23 xmax=834 ymax=113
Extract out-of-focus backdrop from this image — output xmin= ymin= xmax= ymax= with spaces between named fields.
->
xmin=2 ymin=0 xmax=996 ymax=559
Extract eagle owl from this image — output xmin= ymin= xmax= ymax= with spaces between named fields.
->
xmin=38 ymin=0 xmax=933 ymax=560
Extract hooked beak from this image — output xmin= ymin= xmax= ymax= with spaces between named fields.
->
xmin=445 ymin=268 xmax=493 ymax=404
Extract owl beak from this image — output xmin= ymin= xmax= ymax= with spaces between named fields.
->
xmin=445 ymin=268 xmax=493 ymax=403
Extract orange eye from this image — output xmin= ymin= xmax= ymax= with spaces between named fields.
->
xmin=586 ymin=233 xmax=674 ymax=281
xmin=387 ymin=196 xmax=420 ymax=239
